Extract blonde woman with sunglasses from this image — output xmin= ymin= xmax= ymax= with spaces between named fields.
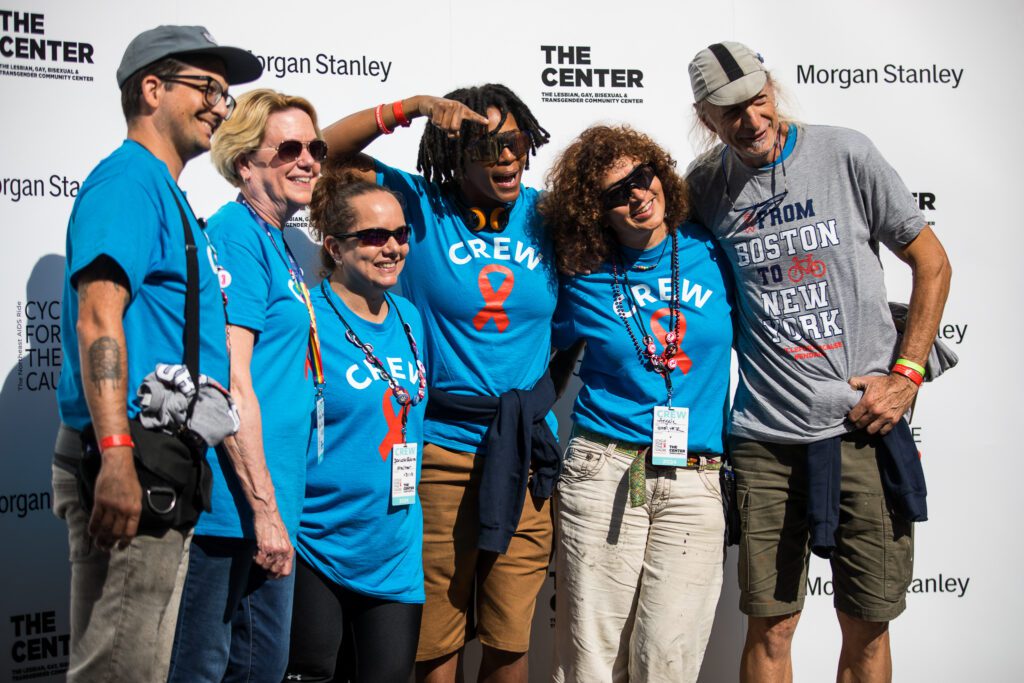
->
xmin=167 ymin=88 xmax=325 ymax=682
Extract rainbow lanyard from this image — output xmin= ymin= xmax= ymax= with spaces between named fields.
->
xmin=239 ymin=198 xmax=326 ymax=392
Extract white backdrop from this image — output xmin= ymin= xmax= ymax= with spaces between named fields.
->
xmin=0 ymin=0 xmax=1017 ymax=680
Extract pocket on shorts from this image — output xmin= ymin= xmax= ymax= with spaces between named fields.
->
xmin=737 ymin=485 xmax=751 ymax=593
xmin=559 ymin=436 xmax=607 ymax=485
xmin=883 ymin=505 xmax=914 ymax=601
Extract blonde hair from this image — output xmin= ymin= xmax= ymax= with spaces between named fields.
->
xmin=210 ymin=88 xmax=322 ymax=187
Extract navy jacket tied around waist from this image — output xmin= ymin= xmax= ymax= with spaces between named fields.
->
xmin=425 ymin=371 xmax=561 ymax=554
xmin=807 ymin=418 xmax=927 ymax=559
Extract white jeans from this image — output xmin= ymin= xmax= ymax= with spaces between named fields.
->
xmin=553 ymin=433 xmax=725 ymax=683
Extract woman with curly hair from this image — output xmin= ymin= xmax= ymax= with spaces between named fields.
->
xmin=321 ymin=86 xmax=558 ymax=683
xmin=541 ymin=125 xmax=733 ymax=683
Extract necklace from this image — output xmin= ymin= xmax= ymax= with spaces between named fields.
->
xmin=627 ymin=234 xmax=670 ymax=272
xmin=610 ymin=229 xmax=681 ymax=404
xmin=319 ymin=280 xmax=427 ymax=435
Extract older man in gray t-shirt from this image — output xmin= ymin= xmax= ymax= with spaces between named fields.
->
xmin=686 ymin=42 xmax=951 ymax=682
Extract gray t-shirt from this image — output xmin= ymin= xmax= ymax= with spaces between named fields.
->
xmin=687 ymin=124 xmax=925 ymax=444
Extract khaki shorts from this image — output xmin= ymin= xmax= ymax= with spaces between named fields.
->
xmin=730 ymin=433 xmax=914 ymax=622
xmin=417 ymin=442 xmax=553 ymax=661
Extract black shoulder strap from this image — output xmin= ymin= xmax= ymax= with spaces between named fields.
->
xmin=167 ymin=185 xmax=200 ymax=398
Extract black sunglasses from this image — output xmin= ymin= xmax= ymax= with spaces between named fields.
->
xmin=159 ymin=74 xmax=236 ymax=118
xmin=259 ymin=139 xmax=328 ymax=163
xmin=337 ymin=225 xmax=411 ymax=247
xmin=464 ymin=130 xmax=532 ymax=165
xmin=601 ymin=163 xmax=657 ymax=209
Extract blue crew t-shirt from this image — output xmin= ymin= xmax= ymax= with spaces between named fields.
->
xmin=297 ymin=283 xmax=426 ymax=603
xmin=376 ymin=161 xmax=558 ymax=452
xmin=58 ymin=141 xmax=230 ymax=436
xmin=199 ymin=201 xmax=314 ymax=539
xmin=552 ymin=223 xmax=733 ymax=452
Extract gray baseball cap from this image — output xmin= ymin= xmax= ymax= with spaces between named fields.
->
xmin=116 ymin=25 xmax=263 ymax=87
xmin=689 ymin=42 xmax=767 ymax=106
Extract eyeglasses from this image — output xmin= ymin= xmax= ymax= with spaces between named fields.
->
xmin=601 ymin=163 xmax=657 ymax=209
xmin=159 ymin=74 xmax=236 ymax=119
xmin=258 ymin=139 xmax=329 ymax=163
xmin=464 ymin=130 xmax=532 ymax=165
xmin=337 ymin=225 xmax=411 ymax=247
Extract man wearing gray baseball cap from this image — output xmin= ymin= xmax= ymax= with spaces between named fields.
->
xmin=686 ymin=42 xmax=951 ymax=682
xmin=52 ymin=25 xmax=260 ymax=682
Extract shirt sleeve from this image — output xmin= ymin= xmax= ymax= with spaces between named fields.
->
xmin=551 ymin=276 xmax=579 ymax=350
xmin=213 ymin=220 xmax=272 ymax=333
xmin=853 ymin=133 xmax=926 ymax=251
xmin=374 ymin=159 xmax=441 ymax=239
xmin=69 ymin=175 xmax=159 ymax=297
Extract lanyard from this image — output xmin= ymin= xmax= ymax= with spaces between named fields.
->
xmin=610 ymin=230 xmax=681 ymax=406
xmin=319 ymin=280 xmax=427 ymax=440
xmin=239 ymin=197 xmax=326 ymax=390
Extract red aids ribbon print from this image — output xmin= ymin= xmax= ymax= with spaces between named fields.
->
xmin=473 ymin=264 xmax=515 ymax=332
xmin=377 ymin=388 xmax=406 ymax=461
xmin=650 ymin=308 xmax=692 ymax=374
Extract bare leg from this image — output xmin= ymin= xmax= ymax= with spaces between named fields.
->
xmin=741 ymin=612 xmax=801 ymax=683
xmin=479 ymin=646 xmax=527 ymax=683
xmin=416 ymin=649 xmax=464 ymax=683
xmin=836 ymin=611 xmax=891 ymax=683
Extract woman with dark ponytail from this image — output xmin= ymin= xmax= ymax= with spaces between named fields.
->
xmin=321 ymin=87 xmax=557 ymax=683
xmin=285 ymin=170 xmax=428 ymax=683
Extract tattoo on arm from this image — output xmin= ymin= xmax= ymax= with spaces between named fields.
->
xmin=88 ymin=337 xmax=122 ymax=392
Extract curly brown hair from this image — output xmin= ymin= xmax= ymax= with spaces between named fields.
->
xmin=540 ymin=125 xmax=690 ymax=273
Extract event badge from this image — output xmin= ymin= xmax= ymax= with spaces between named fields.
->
xmin=315 ymin=397 xmax=325 ymax=464
xmin=652 ymin=406 xmax=689 ymax=466
xmin=391 ymin=443 xmax=418 ymax=506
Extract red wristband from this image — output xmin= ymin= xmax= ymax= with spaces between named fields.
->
xmin=374 ymin=103 xmax=393 ymax=135
xmin=890 ymin=363 xmax=923 ymax=386
xmin=392 ymin=100 xmax=411 ymax=127
xmin=98 ymin=433 xmax=135 ymax=453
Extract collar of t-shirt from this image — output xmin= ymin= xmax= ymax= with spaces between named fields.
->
xmin=758 ymin=123 xmax=798 ymax=170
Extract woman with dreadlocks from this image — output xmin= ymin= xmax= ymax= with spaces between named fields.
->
xmin=320 ymin=86 xmax=558 ymax=683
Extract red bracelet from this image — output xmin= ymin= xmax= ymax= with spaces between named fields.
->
xmin=890 ymin=363 xmax=923 ymax=386
xmin=392 ymin=100 xmax=411 ymax=127
xmin=374 ymin=103 xmax=393 ymax=135
xmin=98 ymin=434 xmax=135 ymax=453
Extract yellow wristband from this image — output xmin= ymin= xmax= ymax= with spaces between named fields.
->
xmin=895 ymin=358 xmax=926 ymax=376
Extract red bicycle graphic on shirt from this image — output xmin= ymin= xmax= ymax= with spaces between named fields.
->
xmin=787 ymin=253 xmax=827 ymax=283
